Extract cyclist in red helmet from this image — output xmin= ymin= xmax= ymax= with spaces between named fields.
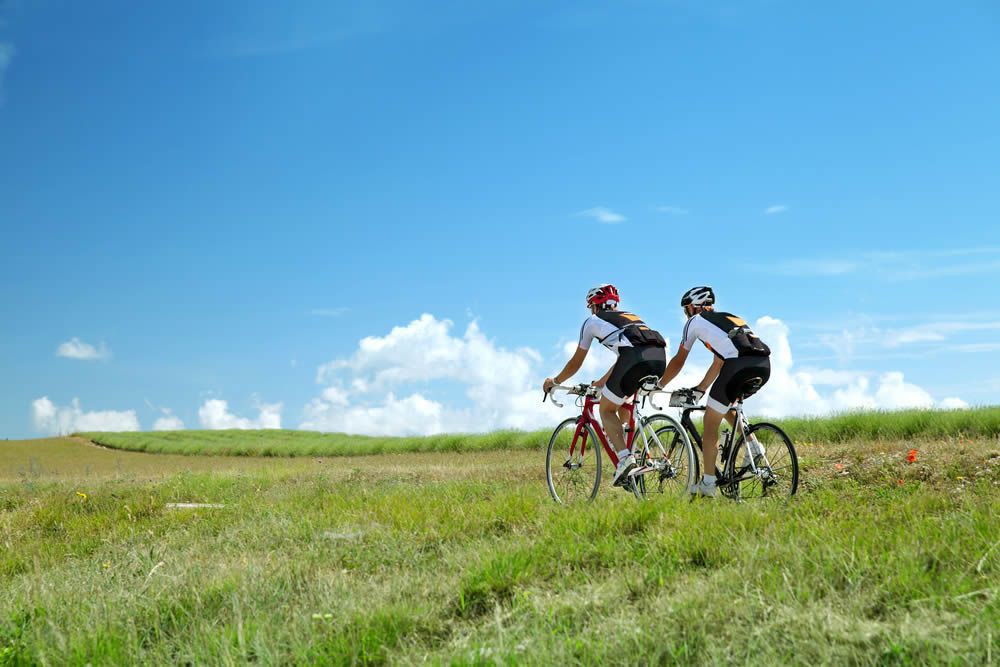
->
xmin=544 ymin=284 xmax=667 ymax=487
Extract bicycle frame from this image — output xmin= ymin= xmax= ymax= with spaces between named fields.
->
xmin=679 ymin=401 xmax=766 ymax=481
xmin=568 ymin=393 xmax=638 ymax=467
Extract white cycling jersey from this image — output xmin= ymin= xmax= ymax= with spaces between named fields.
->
xmin=681 ymin=312 xmax=748 ymax=360
xmin=579 ymin=315 xmax=634 ymax=353
xmin=579 ymin=310 xmax=662 ymax=353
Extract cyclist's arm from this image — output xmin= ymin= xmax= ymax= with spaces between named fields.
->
xmin=658 ymin=346 xmax=690 ymax=387
xmin=695 ymin=356 xmax=725 ymax=392
xmin=592 ymin=362 xmax=615 ymax=388
xmin=546 ymin=346 xmax=588 ymax=390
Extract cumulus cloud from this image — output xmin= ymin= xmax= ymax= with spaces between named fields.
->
xmin=152 ymin=409 xmax=185 ymax=431
xmin=577 ymin=207 xmax=626 ymax=224
xmin=764 ymin=204 xmax=788 ymax=215
xmin=749 ymin=317 xmax=947 ymax=417
xmin=305 ymin=314 xmax=566 ymax=435
xmin=31 ymin=397 xmax=140 ymax=435
xmin=198 ymin=399 xmax=282 ymax=429
xmin=56 ymin=337 xmax=111 ymax=361
xmin=302 ymin=313 xmax=966 ymax=435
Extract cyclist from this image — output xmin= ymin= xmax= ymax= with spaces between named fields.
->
xmin=658 ymin=286 xmax=771 ymax=497
xmin=543 ymin=284 xmax=668 ymax=487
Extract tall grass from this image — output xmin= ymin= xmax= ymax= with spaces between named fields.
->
xmin=81 ymin=405 xmax=1000 ymax=458
xmin=1 ymin=437 xmax=998 ymax=665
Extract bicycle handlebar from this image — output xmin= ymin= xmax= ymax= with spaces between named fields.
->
xmin=543 ymin=383 xmax=598 ymax=408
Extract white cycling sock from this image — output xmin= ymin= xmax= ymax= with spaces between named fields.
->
xmin=617 ymin=449 xmax=631 ymax=463
xmin=702 ymin=474 xmax=716 ymax=487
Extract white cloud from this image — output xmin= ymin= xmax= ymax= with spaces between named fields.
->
xmin=31 ymin=397 xmax=140 ymax=435
xmin=655 ymin=205 xmax=689 ymax=215
xmin=764 ymin=205 xmax=788 ymax=215
xmin=303 ymin=312 xmax=965 ymax=436
xmin=56 ymin=337 xmax=111 ymax=361
xmin=198 ymin=399 xmax=282 ymax=429
xmin=938 ymin=397 xmax=969 ymax=410
xmin=577 ymin=207 xmax=626 ymax=224
xmin=305 ymin=314 xmax=564 ymax=435
xmin=745 ymin=317 xmax=951 ymax=417
xmin=152 ymin=409 xmax=185 ymax=431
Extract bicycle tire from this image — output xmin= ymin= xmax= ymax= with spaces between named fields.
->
xmin=546 ymin=418 xmax=602 ymax=504
xmin=724 ymin=422 xmax=798 ymax=502
xmin=636 ymin=414 xmax=697 ymax=498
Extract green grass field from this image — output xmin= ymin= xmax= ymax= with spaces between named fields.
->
xmin=81 ymin=405 xmax=1000 ymax=458
xmin=1 ymin=422 xmax=999 ymax=664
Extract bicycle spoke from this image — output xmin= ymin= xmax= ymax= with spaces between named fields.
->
xmin=636 ymin=415 xmax=696 ymax=499
xmin=546 ymin=419 xmax=601 ymax=504
xmin=726 ymin=422 xmax=799 ymax=503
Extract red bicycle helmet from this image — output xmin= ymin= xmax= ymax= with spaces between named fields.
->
xmin=586 ymin=284 xmax=620 ymax=308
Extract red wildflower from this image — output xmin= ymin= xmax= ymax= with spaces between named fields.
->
xmin=834 ymin=463 xmax=844 ymax=471
xmin=897 ymin=479 xmax=905 ymax=486
xmin=906 ymin=449 xmax=918 ymax=464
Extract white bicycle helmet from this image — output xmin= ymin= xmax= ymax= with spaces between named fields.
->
xmin=680 ymin=286 xmax=715 ymax=308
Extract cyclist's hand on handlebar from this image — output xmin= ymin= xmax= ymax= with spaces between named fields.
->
xmin=683 ymin=387 xmax=705 ymax=401
xmin=543 ymin=377 xmax=556 ymax=394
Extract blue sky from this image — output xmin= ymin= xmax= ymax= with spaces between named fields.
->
xmin=2 ymin=1 xmax=999 ymax=437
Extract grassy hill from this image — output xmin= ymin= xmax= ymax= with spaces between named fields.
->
xmin=2 ymin=415 xmax=998 ymax=664
xmin=80 ymin=405 xmax=1000 ymax=458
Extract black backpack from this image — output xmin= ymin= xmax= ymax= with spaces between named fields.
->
xmin=595 ymin=311 xmax=667 ymax=348
xmin=701 ymin=311 xmax=771 ymax=358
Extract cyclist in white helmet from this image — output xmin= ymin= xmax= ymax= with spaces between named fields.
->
xmin=659 ymin=286 xmax=771 ymax=497
xmin=544 ymin=284 xmax=667 ymax=487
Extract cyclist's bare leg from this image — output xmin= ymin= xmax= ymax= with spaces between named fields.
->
xmin=599 ymin=396 xmax=627 ymax=455
xmin=701 ymin=407 xmax=727 ymax=477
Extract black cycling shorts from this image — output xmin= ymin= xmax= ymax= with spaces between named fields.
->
xmin=707 ymin=356 xmax=771 ymax=413
xmin=603 ymin=346 xmax=667 ymax=405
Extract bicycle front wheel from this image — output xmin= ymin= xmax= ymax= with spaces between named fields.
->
xmin=725 ymin=422 xmax=798 ymax=502
xmin=546 ymin=418 xmax=602 ymax=504
xmin=636 ymin=414 xmax=697 ymax=498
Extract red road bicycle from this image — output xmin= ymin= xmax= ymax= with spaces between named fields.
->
xmin=543 ymin=380 xmax=697 ymax=504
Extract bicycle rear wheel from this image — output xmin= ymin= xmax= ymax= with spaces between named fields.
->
xmin=725 ymin=422 xmax=798 ymax=502
xmin=636 ymin=414 xmax=697 ymax=498
xmin=546 ymin=418 xmax=602 ymax=504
